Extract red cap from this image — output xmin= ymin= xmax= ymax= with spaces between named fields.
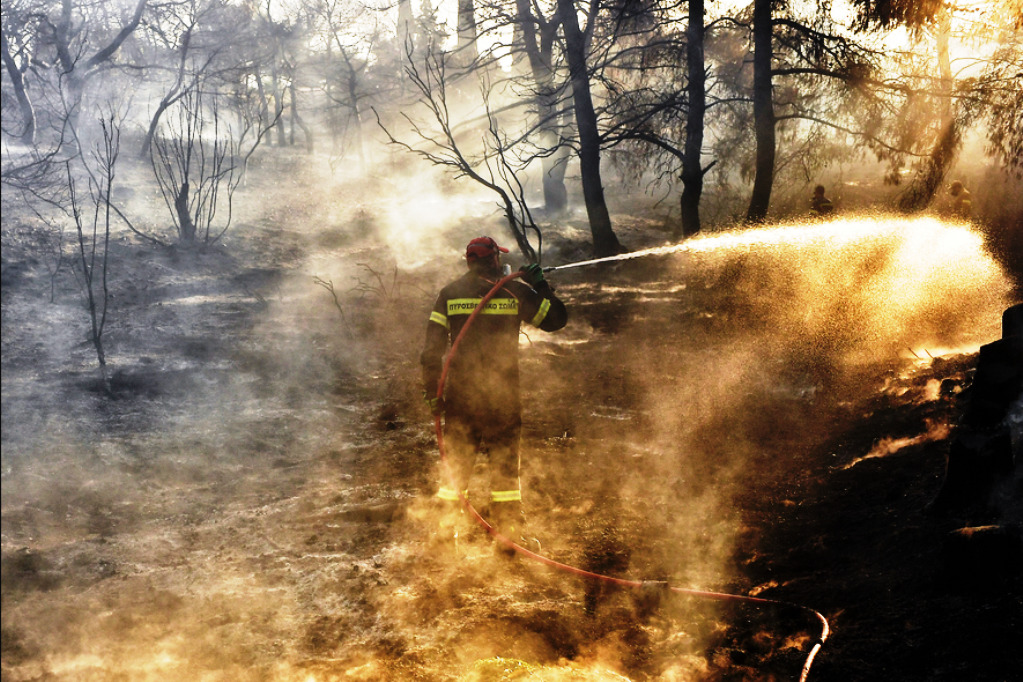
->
xmin=465 ymin=236 xmax=509 ymax=261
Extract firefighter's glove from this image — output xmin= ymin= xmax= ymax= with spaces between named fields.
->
xmin=520 ymin=263 xmax=546 ymax=288
xmin=422 ymin=391 xmax=444 ymax=416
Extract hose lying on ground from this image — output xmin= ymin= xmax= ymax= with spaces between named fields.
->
xmin=431 ymin=270 xmax=829 ymax=682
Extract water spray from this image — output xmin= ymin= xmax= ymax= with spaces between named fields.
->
xmin=542 ymin=243 xmax=691 ymax=272
xmin=542 ymin=215 xmax=982 ymax=272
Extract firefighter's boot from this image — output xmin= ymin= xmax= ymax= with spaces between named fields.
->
xmin=489 ymin=497 xmax=530 ymax=558
xmin=428 ymin=499 xmax=470 ymax=550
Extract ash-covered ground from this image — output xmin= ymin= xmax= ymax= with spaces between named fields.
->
xmin=2 ymin=160 xmax=1020 ymax=681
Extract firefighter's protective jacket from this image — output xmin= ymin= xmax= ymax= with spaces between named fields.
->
xmin=421 ymin=270 xmax=567 ymax=414
xmin=811 ymin=194 xmax=834 ymax=215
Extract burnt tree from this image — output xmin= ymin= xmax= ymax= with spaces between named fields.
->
xmin=557 ymin=0 xmax=621 ymax=257
xmin=679 ymin=0 xmax=707 ymax=236
xmin=513 ymin=0 xmax=570 ymax=216
xmin=745 ymin=0 xmax=774 ymax=223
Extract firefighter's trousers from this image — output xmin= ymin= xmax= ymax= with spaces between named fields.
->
xmin=437 ymin=408 xmax=523 ymax=533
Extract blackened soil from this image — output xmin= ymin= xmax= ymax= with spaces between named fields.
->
xmin=2 ymin=168 xmax=1020 ymax=681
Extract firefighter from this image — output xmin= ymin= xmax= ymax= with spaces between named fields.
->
xmin=420 ymin=236 xmax=568 ymax=553
xmin=948 ymin=180 xmax=973 ymax=220
xmin=810 ymin=184 xmax=834 ymax=216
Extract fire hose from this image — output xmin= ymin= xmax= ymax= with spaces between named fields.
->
xmin=432 ymin=270 xmax=830 ymax=682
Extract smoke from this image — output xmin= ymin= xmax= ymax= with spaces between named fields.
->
xmin=530 ymin=214 xmax=1012 ymax=660
xmin=3 ymin=175 xmax=1014 ymax=682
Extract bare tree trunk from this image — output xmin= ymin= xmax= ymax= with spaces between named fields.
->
xmin=746 ymin=0 xmax=775 ymax=224
xmin=255 ymin=68 xmax=271 ymax=137
xmin=557 ymin=0 xmax=621 ymax=257
xmin=139 ymin=23 xmax=194 ymax=159
xmin=542 ymin=148 xmax=570 ymax=215
xmin=1 ymin=30 xmax=36 ymax=145
xmin=679 ymin=0 xmax=706 ymax=237
xmin=397 ymin=0 xmax=413 ymax=50
xmin=511 ymin=16 xmax=528 ymax=74
xmin=455 ymin=0 xmax=479 ymax=67
xmin=935 ymin=8 xmax=954 ymax=122
xmin=900 ymin=8 xmax=958 ymax=212
xmin=514 ymin=0 xmax=569 ymax=215
xmin=340 ymin=47 xmax=365 ymax=167
xmin=175 ymin=180 xmax=196 ymax=243
xmin=141 ymin=98 xmax=174 ymax=159
xmin=289 ymin=93 xmax=296 ymax=145
xmin=271 ymin=65 xmax=286 ymax=146
xmin=324 ymin=40 xmax=339 ymax=150
xmin=289 ymin=82 xmax=314 ymax=152
xmin=397 ymin=0 xmax=414 ymax=95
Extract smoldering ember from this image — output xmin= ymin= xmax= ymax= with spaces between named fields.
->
xmin=1 ymin=1 xmax=1021 ymax=680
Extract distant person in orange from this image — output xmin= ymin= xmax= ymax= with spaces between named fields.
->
xmin=948 ymin=180 xmax=973 ymax=220
xmin=810 ymin=185 xmax=834 ymax=217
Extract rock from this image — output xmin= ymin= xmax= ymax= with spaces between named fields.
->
xmin=931 ymin=304 xmax=1022 ymax=516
